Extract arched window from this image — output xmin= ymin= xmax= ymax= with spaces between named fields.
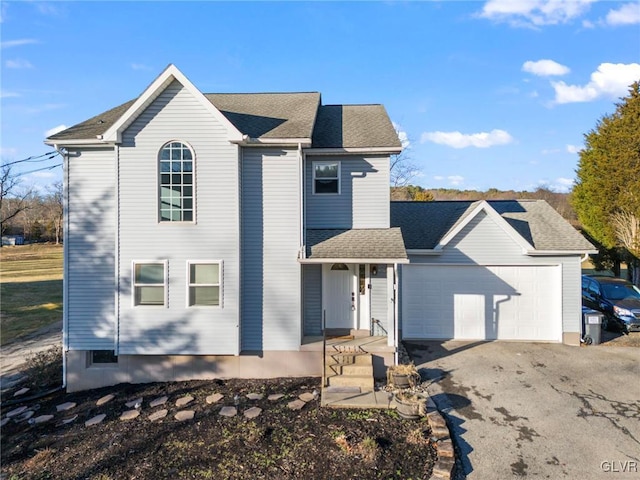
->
xmin=159 ymin=141 xmax=194 ymax=222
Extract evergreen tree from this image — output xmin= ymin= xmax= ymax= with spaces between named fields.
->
xmin=572 ymin=82 xmax=640 ymax=284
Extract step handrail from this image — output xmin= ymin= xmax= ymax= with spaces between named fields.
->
xmin=322 ymin=310 xmax=327 ymax=387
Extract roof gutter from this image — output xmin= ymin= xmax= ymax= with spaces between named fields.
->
xmin=526 ymin=249 xmax=599 ymax=256
xmin=305 ymin=146 xmax=403 ymax=155
xmin=406 ymin=248 xmax=443 ymax=256
xmin=236 ymin=137 xmax=312 ymax=147
xmin=44 ymin=138 xmax=115 ymax=147
xmin=299 ymin=257 xmax=410 ymax=264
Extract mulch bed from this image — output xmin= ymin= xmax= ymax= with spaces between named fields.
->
xmin=1 ymin=377 xmax=437 ymax=480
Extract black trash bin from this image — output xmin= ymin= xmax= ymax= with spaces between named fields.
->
xmin=582 ymin=307 xmax=603 ymax=345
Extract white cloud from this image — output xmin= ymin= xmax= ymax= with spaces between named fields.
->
xmin=1 ymin=147 xmax=18 ymax=157
xmin=552 ymin=62 xmax=640 ymax=104
xmin=538 ymin=177 xmax=574 ymax=193
xmin=447 ymin=175 xmax=465 ymax=186
xmin=522 ymin=59 xmax=570 ymax=76
xmin=606 ymin=3 xmax=640 ymax=26
xmin=541 ymin=148 xmax=561 ymax=155
xmin=1 ymin=38 xmax=38 ymax=49
xmin=392 ymin=122 xmax=411 ymax=149
xmin=5 ymin=59 xmax=33 ymax=69
xmin=131 ymin=63 xmax=152 ymax=71
xmin=421 ymin=129 xmax=514 ymax=149
xmin=479 ymin=0 xmax=596 ymax=27
xmin=433 ymin=175 xmax=445 ymax=181
xmin=0 ymin=90 xmax=20 ymax=98
xmin=566 ymin=144 xmax=581 ymax=154
xmin=45 ymin=124 xmax=68 ymax=137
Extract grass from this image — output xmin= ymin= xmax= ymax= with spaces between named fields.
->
xmin=0 ymin=244 xmax=63 ymax=344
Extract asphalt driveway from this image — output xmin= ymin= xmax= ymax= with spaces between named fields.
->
xmin=405 ymin=339 xmax=640 ymax=479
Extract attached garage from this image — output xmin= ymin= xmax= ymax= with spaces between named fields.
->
xmin=401 ymin=264 xmax=562 ymax=341
xmin=391 ymin=200 xmax=598 ymax=345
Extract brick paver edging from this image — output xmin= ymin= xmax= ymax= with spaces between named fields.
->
xmin=425 ymin=396 xmax=455 ymax=480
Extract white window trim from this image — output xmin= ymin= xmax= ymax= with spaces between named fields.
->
xmin=132 ymin=260 xmax=168 ymax=308
xmin=157 ymin=140 xmax=197 ymax=224
xmin=312 ymin=160 xmax=341 ymax=195
xmin=186 ymin=260 xmax=223 ymax=308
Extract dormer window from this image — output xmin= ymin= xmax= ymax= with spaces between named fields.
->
xmin=159 ymin=141 xmax=194 ymax=222
xmin=313 ymin=161 xmax=340 ymax=194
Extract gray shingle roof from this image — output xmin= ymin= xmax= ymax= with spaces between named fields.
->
xmin=311 ymin=105 xmax=401 ymax=149
xmin=306 ymin=228 xmax=407 ymax=260
xmin=205 ymin=92 xmax=320 ymax=139
xmin=47 ymin=99 xmax=136 ymax=141
xmin=390 ymin=200 xmax=596 ymax=252
xmin=47 ymin=88 xmax=400 ymax=149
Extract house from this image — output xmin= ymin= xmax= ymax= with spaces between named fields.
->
xmin=46 ymin=65 xmax=596 ymax=392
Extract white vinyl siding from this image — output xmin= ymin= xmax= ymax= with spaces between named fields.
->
xmin=241 ymin=147 xmax=301 ymax=351
xmin=118 ymin=80 xmax=239 ymax=355
xmin=305 ymin=155 xmax=390 ymax=229
xmin=66 ymin=147 xmax=116 ymax=350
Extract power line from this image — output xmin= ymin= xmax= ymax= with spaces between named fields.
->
xmin=2 ymin=151 xmax=60 ymax=167
xmin=14 ymin=163 xmax=62 ymax=177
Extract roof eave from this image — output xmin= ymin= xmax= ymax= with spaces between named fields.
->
xmin=305 ymin=146 xmax=403 ymax=155
xmin=526 ymin=249 xmax=599 ymax=256
xmin=299 ymin=257 xmax=410 ymax=264
xmin=238 ymin=137 xmax=312 ymax=147
xmin=44 ymin=138 xmax=114 ymax=147
xmin=406 ymin=249 xmax=443 ymax=256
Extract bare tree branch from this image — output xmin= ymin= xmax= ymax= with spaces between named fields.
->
xmin=0 ymin=164 xmax=33 ymax=238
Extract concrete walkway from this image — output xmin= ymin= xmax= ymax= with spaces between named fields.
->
xmin=406 ymin=340 xmax=640 ymax=480
xmin=0 ymin=320 xmax=62 ymax=386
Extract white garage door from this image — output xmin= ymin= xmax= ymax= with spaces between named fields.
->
xmin=402 ymin=265 xmax=562 ymax=341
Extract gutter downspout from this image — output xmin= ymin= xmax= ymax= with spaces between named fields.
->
xmin=55 ymin=145 xmax=69 ymax=389
xmin=394 ymin=263 xmax=399 ymax=365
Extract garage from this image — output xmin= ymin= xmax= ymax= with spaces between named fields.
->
xmin=401 ymin=264 xmax=563 ymax=341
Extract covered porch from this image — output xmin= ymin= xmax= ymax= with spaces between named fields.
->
xmin=299 ymin=228 xmax=408 ymax=399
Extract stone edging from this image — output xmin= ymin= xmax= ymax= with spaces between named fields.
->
xmin=425 ymin=396 xmax=455 ymax=480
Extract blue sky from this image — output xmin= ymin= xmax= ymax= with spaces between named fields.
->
xmin=1 ymin=1 xmax=639 ymax=193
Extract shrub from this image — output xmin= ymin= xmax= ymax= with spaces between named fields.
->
xmin=25 ymin=345 xmax=62 ymax=389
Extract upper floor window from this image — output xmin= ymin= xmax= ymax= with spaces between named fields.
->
xmin=159 ymin=141 xmax=194 ymax=222
xmin=313 ymin=161 xmax=340 ymax=194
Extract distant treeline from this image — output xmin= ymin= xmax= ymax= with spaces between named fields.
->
xmin=391 ymin=185 xmax=577 ymax=226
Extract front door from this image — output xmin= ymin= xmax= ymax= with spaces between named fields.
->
xmin=323 ymin=264 xmax=354 ymax=329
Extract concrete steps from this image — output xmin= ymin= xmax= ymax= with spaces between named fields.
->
xmin=324 ymin=351 xmax=374 ymax=392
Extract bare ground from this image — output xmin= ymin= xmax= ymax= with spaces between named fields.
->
xmin=1 ymin=374 xmax=437 ymax=480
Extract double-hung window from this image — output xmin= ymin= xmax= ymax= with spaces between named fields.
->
xmin=313 ymin=161 xmax=340 ymax=194
xmin=188 ymin=261 xmax=222 ymax=307
xmin=133 ymin=262 xmax=166 ymax=306
xmin=159 ymin=141 xmax=194 ymax=222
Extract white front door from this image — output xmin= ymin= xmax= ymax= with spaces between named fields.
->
xmin=323 ymin=264 xmax=354 ymax=329
xmin=358 ymin=264 xmax=371 ymax=331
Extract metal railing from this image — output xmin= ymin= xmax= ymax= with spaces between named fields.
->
xmin=322 ymin=310 xmax=327 ymax=387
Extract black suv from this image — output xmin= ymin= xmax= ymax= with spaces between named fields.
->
xmin=581 ymin=275 xmax=640 ymax=332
